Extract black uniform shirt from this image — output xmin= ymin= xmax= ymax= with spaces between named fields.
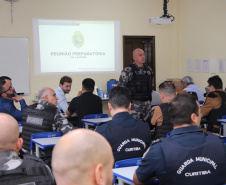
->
xmin=68 ymin=92 xmax=103 ymax=128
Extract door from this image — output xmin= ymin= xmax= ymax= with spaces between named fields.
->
xmin=123 ymin=36 xmax=156 ymax=90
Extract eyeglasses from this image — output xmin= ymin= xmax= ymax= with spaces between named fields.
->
xmin=3 ymin=85 xmax=12 ymax=93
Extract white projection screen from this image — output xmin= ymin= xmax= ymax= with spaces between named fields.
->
xmin=33 ymin=19 xmax=121 ymax=75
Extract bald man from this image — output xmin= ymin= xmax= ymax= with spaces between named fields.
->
xmin=22 ymin=87 xmax=73 ymax=165
xmin=118 ymin=48 xmax=153 ymax=121
xmin=0 ymin=113 xmax=54 ymax=185
xmin=52 ymin=129 xmax=114 ymax=185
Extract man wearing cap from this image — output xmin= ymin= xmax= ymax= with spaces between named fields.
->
xmin=181 ymin=76 xmax=204 ymax=101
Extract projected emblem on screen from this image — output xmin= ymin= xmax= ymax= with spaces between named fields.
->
xmin=72 ymin=31 xmax=85 ymax=48
xmin=33 ymin=19 xmax=121 ymax=74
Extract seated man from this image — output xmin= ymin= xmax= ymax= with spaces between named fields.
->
xmin=0 ymin=76 xmax=27 ymax=121
xmin=172 ymin=79 xmax=183 ymax=93
xmin=55 ymin=76 xmax=72 ymax=113
xmin=0 ymin=113 xmax=54 ymax=185
xmin=150 ymin=82 xmax=176 ymax=139
xmin=52 ymin=129 xmax=114 ymax=185
xmin=181 ymin=76 xmax=205 ymax=101
xmin=22 ymin=87 xmax=73 ymax=154
xmin=66 ymin=78 xmax=102 ymax=128
xmin=201 ymin=75 xmax=226 ymax=133
xmin=133 ymin=94 xmax=226 ymax=185
xmin=95 ymin=86 xmax=151 ymax=162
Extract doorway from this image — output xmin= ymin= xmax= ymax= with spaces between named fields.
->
xmin=123 ymin=36 xmax=156 ymax=90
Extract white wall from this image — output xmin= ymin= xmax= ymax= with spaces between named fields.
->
xmin=0 ymin=0 xmax=178 ymax=108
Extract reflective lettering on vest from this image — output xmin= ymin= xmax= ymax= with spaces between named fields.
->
xmin=117 ymin=139 xmax=130 ymax=152
xmin=125 ymin=147 xmax=141 ymax=152
xmin=185 ymin=170 xmax=211 ymax=177
xmin=177 ymin=158 xmax=194 ymax=174
xmin=195 ymin=157 xmax=217 ymax=169
xmin=26 ymin=116 xmax=43 ymax=126
xmin=131 ymin=138 xmax=146 ymax=148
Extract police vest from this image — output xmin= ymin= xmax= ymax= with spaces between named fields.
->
xmin=22 ymin=103 xmax=57 ymax=151
xmin=127 ymin=64 xmax=153 ymax=102
xmin=0 ymin=154 xmax=54 ymax=185
xmin=207 ymin=91 xmax=226 ymax=129
xmin=106 ymin=119 xmax=151 ymax=162
xmin=155 ymin=103 xmax=173 ymax=139
xmin=160 ymin=132 xmax=226 ymax=185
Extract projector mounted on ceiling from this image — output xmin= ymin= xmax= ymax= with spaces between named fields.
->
xmin=149 ymin=0 xmax=175 ymax=25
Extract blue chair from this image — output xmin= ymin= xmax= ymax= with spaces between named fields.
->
xmin=114 ymin=157 xmax=158 ymax=184
xmin=151 ymin=104 xmax=159 ymax=108
xmin=30 ymin=131 xmax=63 ymax=154
xmin=219 ymin=136 xmax=226 ymax=145
xmin=114 ymin=157 xmax=142 ymax=168
xmin=18 ymin=121 xmax=23 ymax=126
xmin=198 ymin=100 xmax=204 ymax=106
xmin=219 ymin=115 xmax=226 ymax=135
xmin=83 ymin=113 xmax=109 ymax=128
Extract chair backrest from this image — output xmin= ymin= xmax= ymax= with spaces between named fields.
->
xmin=219 ymin=136 xmax=226 ymax=145
xmin=18 ymin=121 xmax=23 ymax=126
xmin=198 ymin=100 xmax=204 ymax=105
xmin=151 ymin=104 xmax=159 ymax=108
xmin=114 ymin=157 xmax=142 ymax=168
xmin=30 ymin=131 xmax=63 ymax=152
xmin=83 ymin=113 xmax=109 ymax=119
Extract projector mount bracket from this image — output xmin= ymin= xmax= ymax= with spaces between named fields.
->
xmin=160 ymin=0 xmax=175 ymax=21
xmin=4 ymin=0 xmax=19 ymax=24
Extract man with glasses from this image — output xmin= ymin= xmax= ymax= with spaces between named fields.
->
xmin=201 ymin=75 xmax=226 ymax=133
xmin=0 ymin=76 xmax=27 ymax=121
xmin=22 ymin=87 xmax=73 ymax=165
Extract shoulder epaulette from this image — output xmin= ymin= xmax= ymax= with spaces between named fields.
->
xmin=212 ymin=132 xmax=219 ymax=136
xmin=151 ymin=139 xmax=161 ymax=145
xmin=207 ymin=91 xmax=217 ymax=98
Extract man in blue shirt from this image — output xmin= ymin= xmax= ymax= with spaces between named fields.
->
xmin=133 ymin=94 xmax=226 ymax=185
xmin=95 ymin=86 xmax=151 ymax=163
xmin=0 ymin=76 xmax=27 ymax=121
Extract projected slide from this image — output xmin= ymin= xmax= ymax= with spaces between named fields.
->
xmin=33 ymin=19 xmax=120 ymax=75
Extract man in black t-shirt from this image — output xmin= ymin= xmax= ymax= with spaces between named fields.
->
xmin=66 ymin=78 xmax=103 ymax=128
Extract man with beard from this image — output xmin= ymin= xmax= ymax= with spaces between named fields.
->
xmin=0 ymin=76 xmax=27 ymax=121
xmin=55 ymin=76 xmax=72 ymax=113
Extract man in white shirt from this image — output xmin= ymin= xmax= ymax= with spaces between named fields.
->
xmin=55 ymin=76 xmax=72 ymax=113
xmin=181 ymin=76 xmax=205 ymax=101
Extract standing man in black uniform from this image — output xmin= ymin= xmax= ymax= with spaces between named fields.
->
xmin=201 ymin=75 xmax=226 ymax=133
xmin=95 ymin=86 xmax=151 ymax=163
xmin=133 ymin=94 xmax=226 ymax=185
xmin=118 ymin=48 xmax=153 ymax=121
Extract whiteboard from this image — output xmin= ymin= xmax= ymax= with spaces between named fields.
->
xmin=0 ymin=37 xmax=30 ymax=94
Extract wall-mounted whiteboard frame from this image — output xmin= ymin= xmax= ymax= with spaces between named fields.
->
xmin=0 ymin=37 xmax=30 ymax=95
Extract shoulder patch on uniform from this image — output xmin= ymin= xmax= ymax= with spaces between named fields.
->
xmin=207 ymin=92 xmax=217 ymax=98
xmin=212 ymin=132 xmax=219 ymax=136
xmin=151 ymin=139 xmax=160 ymax=145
